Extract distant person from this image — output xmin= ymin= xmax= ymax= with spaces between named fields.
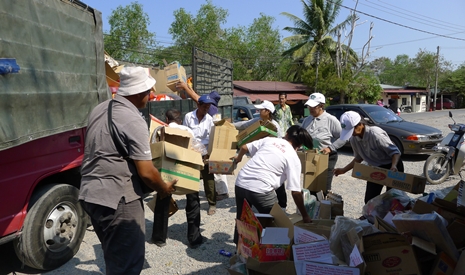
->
xmin=300 ymin=93 xmax=345 ymax=193
xmin=79 ymin=67 xmax=177 ymax=274
xmin=333 ymin=111 xmax=404 ymax=203
xmin=274 ymin=92 xmax=294 ymax=211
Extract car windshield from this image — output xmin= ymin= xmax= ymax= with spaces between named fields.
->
xmin=364 ymin=106 xmax=403 ymax=123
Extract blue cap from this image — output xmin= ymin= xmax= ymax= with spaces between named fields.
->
xmin=198 ymin=94 xmax=216 ymax=105
xmin=208 ymin=91 xmax=221 ymax=106
xmin=208 ymin=105 xmax=218 ymax=116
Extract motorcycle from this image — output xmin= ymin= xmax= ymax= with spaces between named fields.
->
xmin=400 ymin=104 xmax=412 ymax=113
xmin=423 ymin=111 xmax=465 ymax=184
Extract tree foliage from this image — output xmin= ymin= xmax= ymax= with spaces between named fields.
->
xmin=103 ymin=2 xmax=157 ymax=64
xmin=281 ymin=0 xmax=355 ymax=81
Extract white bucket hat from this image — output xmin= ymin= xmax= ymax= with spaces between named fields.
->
xmin=305 ymin=92 xmax=326 ymax=107
xmin=254 ymin=100 xmax=275 ymax=113
xmin=117 ymin=66 xmax=156 ymax=96
xmin=339 ymin=111 xmax=362 ymax=141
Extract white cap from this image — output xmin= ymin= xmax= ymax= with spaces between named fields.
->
xmin=117 ymin=66 xmax=156 ymax=96
xmin=254 ymin=100 xmax=275 ymax=113
xmin=305 ymin=93 xmax=326 ymax=107
xmin=339 ymin=111 xmax=362 ymax=141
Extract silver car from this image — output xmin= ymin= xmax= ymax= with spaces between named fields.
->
xmin=325 ymin=104 xmax=443 ymax=155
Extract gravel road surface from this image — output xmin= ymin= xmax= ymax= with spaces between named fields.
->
xmin=1 ymin=109 xmax=464 ymax=275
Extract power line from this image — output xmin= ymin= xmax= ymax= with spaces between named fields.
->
xmin=376 ymin=0 xmax=465 ymax=30
xmin=331 ymin=0 xmax=465 ymax=41
xmin=356 ymin=0 xmax=464 ymax=33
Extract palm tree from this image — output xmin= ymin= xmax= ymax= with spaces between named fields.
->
xmin=281 ymin=0 xmax=355 ymax=82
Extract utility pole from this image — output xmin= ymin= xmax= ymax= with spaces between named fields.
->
xmin=433 ymin=46 xmax=440 ymax=111
xmin=314 ymin=51 xmax=320 ymax=93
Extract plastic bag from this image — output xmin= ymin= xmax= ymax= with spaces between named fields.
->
xmin=296 ymin=189 xmax=317 ymax=218
xmin=214 ymin=174 xmax=229 ymax=195
xmin=329 ymin=216 xmax=377 ymax=263
xmin=362 ymin=188 xmax=412 ymax=223
xmin=191 ymin=138 xmax=207 ymax=155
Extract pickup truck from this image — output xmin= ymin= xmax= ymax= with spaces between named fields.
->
xmin=0 ymin=0 xmax=233 ymax=270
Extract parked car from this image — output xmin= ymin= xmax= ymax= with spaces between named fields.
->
xmin=324 ymin=104 xmax=443 ymax=155
xmin=430 ymin=98 xmax=455 ymax=110
xmin=233 ymin=104 xmax=260 ymax=122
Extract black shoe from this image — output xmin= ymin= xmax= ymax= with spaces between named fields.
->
xmin=154 ymin=241 xmax=166 ymax=247
xmin=189 ymin=236 xmax=207 ymax=249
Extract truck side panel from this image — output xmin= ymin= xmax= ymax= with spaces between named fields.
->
xmin=0 ymin=128 xmax=85 ymax=238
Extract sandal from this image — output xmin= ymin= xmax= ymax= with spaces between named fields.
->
xmin=207 ymin=205 xmax=216 ymax=215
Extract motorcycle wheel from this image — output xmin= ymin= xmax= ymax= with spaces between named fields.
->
xmin=405 ymin=108 xmax=412 ymax=113
xmin=424 ymin=153 xmax=450 ymax=185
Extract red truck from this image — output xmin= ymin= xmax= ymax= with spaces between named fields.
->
xmin=0 ymin=0 xmax=110 ymax=270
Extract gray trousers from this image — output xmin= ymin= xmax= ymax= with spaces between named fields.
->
xmin=234 ymin=185 xmax=277 ymax=244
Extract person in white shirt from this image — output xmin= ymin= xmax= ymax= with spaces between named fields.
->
xmin=183 ymin=95 xmax=217 ymax=215
xmin=231 ymin=125 xmax=314 ymax=244
xmin=233 ymin=100 xmax=288 ymax=210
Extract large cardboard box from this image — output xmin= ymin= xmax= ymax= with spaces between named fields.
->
xmin=352 ymin=162 xmax=426 ymax=194
xmin=236 ymin=120 xmax=277 ymax=147
xmin=297 ymin=150 xmax=329 ymax=192
xmin=236 ymin=201 xmax=294 ymax=262
xmin=164 ymin=61 xmax=187 ymax=92
xmin=360 ymin=232 xmax=421 ymax=275
xmin=150 ymin=127 xmax=204 ymax=195
xmin=392 ymin=212 xmax=459 ymax=261
xmin=208 ymin=120 xmax=239 ymax=174
xmin=149 ymin=67 xmax=172 ymax=94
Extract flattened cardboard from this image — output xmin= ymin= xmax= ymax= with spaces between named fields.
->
xmin=297 ymin=150 xmax=329 ymax=192
xmin=236 ymin=119 xmax=277 ymax=147
xmin=292 ymin=240 xmax=333 ymax=264
xmin=352 ymin=162 xmax=426 ymax=194
xmin=392 ymin=212 xmax=459 ymax=261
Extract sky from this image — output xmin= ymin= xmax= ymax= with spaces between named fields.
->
xmin=83 ymin=0 xmax=465 ymax=68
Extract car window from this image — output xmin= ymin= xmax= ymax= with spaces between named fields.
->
xmin=363 ymin=106 xmax=402 ymax=123
xmin=326 ymin=108 xmax=345 ymax=120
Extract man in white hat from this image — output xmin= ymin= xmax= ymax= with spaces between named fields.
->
xmin=79 ymin=66 xmax=177 ymax=274
xmin=300 ymin=92 xmax=345 ymax=193
xmin=333 ymin=111 xmax=403 ymax=204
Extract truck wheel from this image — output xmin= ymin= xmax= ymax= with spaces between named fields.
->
xmin=13 ymin=184 xmax=87 ymax=270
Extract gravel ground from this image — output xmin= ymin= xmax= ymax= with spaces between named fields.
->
xmin=1 ymin=110 xmax=463 ymax=275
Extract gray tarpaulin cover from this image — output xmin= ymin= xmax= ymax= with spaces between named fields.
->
xmin=0 ymin=0 xmax=110 ymax=151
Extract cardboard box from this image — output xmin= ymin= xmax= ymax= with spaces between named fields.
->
xmin=412 ymin=199 xmax=465 ymax=224
xmin=430 ymin=252 xmax=456 ymax=275
xmin=149 ymin=67 xmax=172 ymax=94
xmin=453 ymin=251 xmax=465 ymax=275
xmin=150 ymin=127 xmax=204 ymax=195
xmin=352 ymin=162 xmax=426 ymax=194
xmin=294 ymin=261 xmax=360 ymax=275
xmin=360 ymin=232 xmax=421 ymax=275
xmin=236 ymin=201 xmax=294 ymax=262
xmin=246 ymin=257 xmax=296 ymax=275
xmin=236 ymin=120 xmax=277 ymax=147
xmin=293 ymin=219 xmax=334 ymax=243
xmin=392 ymin=212 xmax=459 ymax=261
xmin=208 ymin=120 xmax=238 ymax=174
xmin=164 ymin=62 xmax=187 ymax=92
xmin=297 ymin=150 xmax=329 ymax=192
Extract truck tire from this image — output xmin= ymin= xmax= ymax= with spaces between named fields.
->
xmin=13 ymin=184 xmax=87 ymax=270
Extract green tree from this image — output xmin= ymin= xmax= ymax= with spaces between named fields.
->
xmin=168 ymin=1 xmax=228 ymax=64
xmin=281 ymin=0 xmax=354 ymax=81
xmin=104 ymin=2 xmax=157 ymax=64
xmin=440 ymin=64 xmax=465 ymax=95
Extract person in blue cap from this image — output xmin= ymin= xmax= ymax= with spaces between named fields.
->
xmin=183 ymin=94 xmax=218 ymax=215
